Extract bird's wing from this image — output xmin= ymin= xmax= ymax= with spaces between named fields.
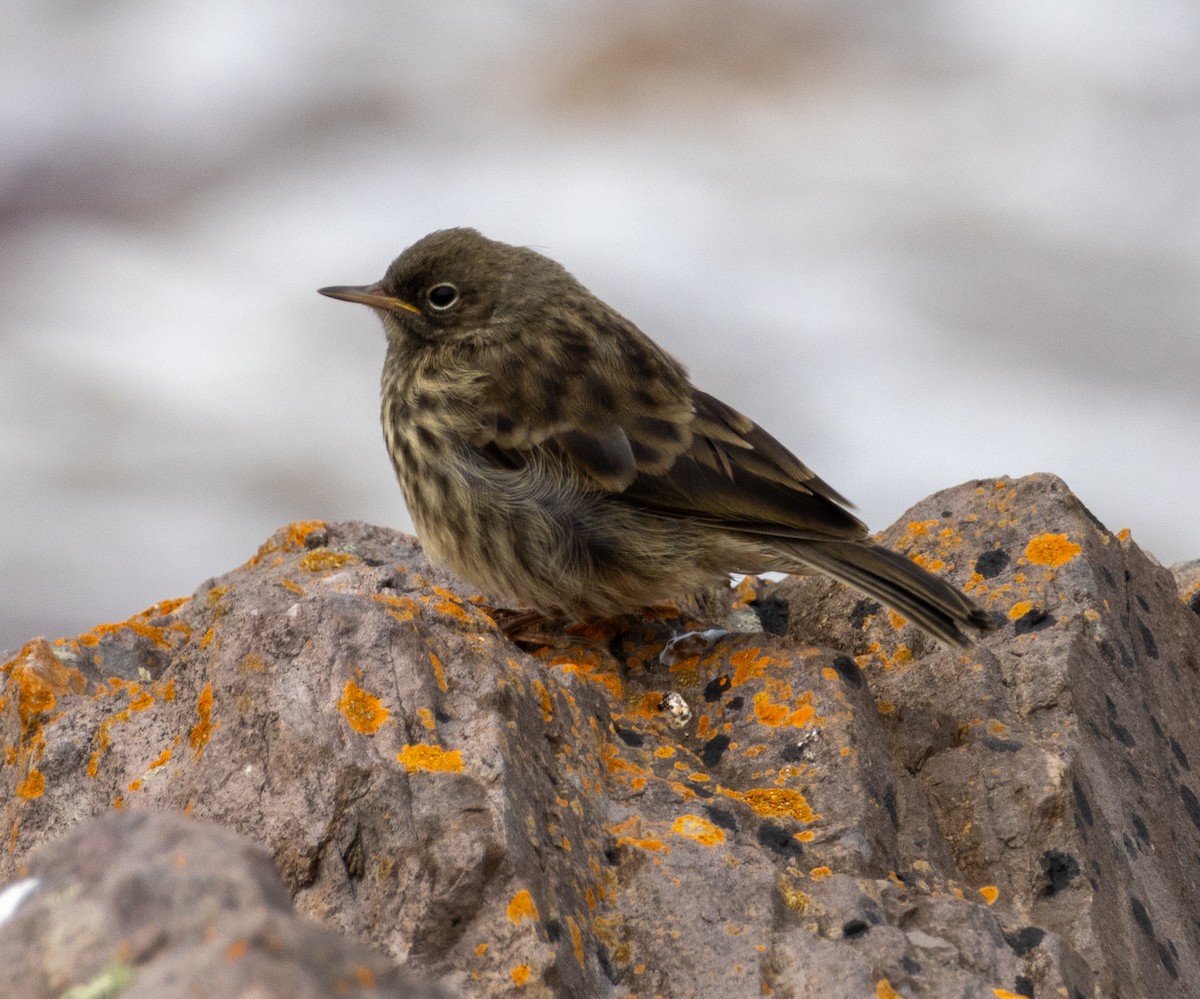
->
xmin=474 ymin=372 xmax=867 ymax=543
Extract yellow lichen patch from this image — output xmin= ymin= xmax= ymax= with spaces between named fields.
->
xmin=338 ymin=680 xmax=389 ymax=734
xmin=507 ymin=889 xmax=541 ymax=924
xmin=206 ymin=585 xmax=229 ymax=606
xmin=979 ymin=885 xmax=1000 ymax=905
xmin=373 ymin=593 xmax=419 ymax=622
xmin=671 ymin=814 xmax=725 ymax=846
xmin=752 ymin=690 xmax=814 ymax=729
xmin=416 ymin=707 xmax=436 ymax=731
xmin=910 ymin=553 xmax=947 ymax=573
xmin=993 ymin=991 xmax=1030 ymax=999
xmin=736 ymin=787 xmax=817 ymax=824
xmin=654 ymin=745 xmax=676 ymax=759
xmin=1007 ymin=600 xmax=1034 ymax=621
xmin=161 ymin=677 xmax=176 ymax=701
xmin=729 ymin=648 xmax=771 ymax=687
xmin=279 ymin=578 xmax=305 ymax=595
xmin=129 ymin=689 xmax=154 ymax=712
xmin=567 ymin=916 xmax=584 ymax=968
xmin=87 ymin=720 xmax=114 ymax=778
xmin=148 ymin=747 xmax=173 ymax=771
xmin=887 ymin=610 xmax=908 ymax=633
xmin=397 ymin=743 xmax=463 ymax=773
xmin=75 ymin=601 xmax=192 ymax=651
xmin=429 ymin=651 xmax=448 ymax=692
xmin=821 ymin=667 xmax=840 ymax=682
xmin=616 ymin=835 xmax=668 ymax=852
xmin=15 ymin=769 xmax=44 ymax=799
xmin=511 ymin=964 xmax=531 ymax=986
xmin=531 ymin=678 xmax=554 ymax=722
xmin=189 ymin=684 xmax=215 ymax=758
xmin=127 ymin=779 xmax=143 ymax=793
xmin=601 ymin=742 xmax=649 ymax=780
xmin=1024 ymin=533 xmax=1081 ymax=567
xmin=284 ymin=520 xmax=327 ymax=548
xmin=794 ymin=830 xmax=815 ymax=843
xmin=298 ymin=549 xmax=359 ymax=573
xmin=732 ymin=576 xmax=759 ymax=608
xmin=905 ymin=519 xmax=939 ymax=538
xmin=810 ymin=866 xmax=832 ymax=881
xmin=875 ymin=980 xmax=902 ymax=999
xmin=1116 ymin=527 xmax=1131 ymax=542
xmin=551 ymin=656 xmax=622 ymax=700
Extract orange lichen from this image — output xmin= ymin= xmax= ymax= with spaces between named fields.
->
xmin=353 ymin=966 xmax=375 ymax=989
xmin=979 ymin=885 xmax=999 ymax=905
xmin=429 ymin=651 xmax=448 ymax=692
xmin=148 ymin=747 xmax=173 ymax=771
xmin=283 ymin=520 xmax=326 ymax=548
xmin=738 ymin=787 xmax=817 ymax=823
xmin=1024 ymin=533 xmax=1081 ymax=567
xmin=794 ymin=830 xmax=815 ymax=843
xmin=15 ymin=769 xmax=44 ymax=799
xmin=729 ymin=648 xmax=770 ymax=686
xmin=507 ymin=889 xmax=540 ymax=924
xmin=616 ymin=836 xmax=668 ymax=852
xmin=127 ymin=779 xmax=143 ymax=792
xmin=87 ymin=721 xmax=113 ymax=778
xmin=338 ymin=680 xmax=389 ymax=734
xmin=397 ymin=743 xmax=463 ymax=773
xmin=567 ymin=916 xmax=584 ymax=967
xmin=511 ymin=964 xmax=531 ymax=986
xmin=129 ymin=690 xmax=154 ymax=712
xmin=671 ymin=814 xmax=725 ymax=846
xmin=752 ymin=691 xmax=814 ymax=729
xmin=189 ymin=684 xmax=215 ymax=758
xmin=993 ymin=991 xmax=1030 ymax=999
xmin=298 ymin=550 xmax=359 ymax=573
xmin=416 ymin=707 xmax=436 ymax=731
xmin=876 ymin=981 xmax=902 ymax=999
xmin=1008 ymin=600 xmax=1034 ymax=621
xmin=532 ymin=679 xmax=554 ymax=722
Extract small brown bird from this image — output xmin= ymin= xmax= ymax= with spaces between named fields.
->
xmin=319 ymin=228 xmax=992 ymax=646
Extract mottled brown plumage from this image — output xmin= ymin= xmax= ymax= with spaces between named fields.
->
xmin=319 ymin=228 xmax=993 ymax=646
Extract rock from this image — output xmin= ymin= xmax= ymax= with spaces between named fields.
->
xmin=0 ymin=809 xmax=450 ymax=999
xmin=1 ymin=475 xmax=1197 ymax=998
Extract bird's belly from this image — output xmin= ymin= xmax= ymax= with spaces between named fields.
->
xmin=399 ymin=459 xmax=720 ymax=618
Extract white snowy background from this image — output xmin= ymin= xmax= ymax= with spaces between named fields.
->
xmin=3 ymin=1 xmax=1198 ymax=649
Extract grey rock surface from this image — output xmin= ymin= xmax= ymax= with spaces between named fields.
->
xmin=0 ymin=809 xmax=450 ymax=999
xmin=2 ymin=474 xmax=1198 ymax=998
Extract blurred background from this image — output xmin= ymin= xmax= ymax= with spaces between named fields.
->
xmin=3 ymin=0 xmax=1198 ymax=651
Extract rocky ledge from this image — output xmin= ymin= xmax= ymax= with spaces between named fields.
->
xmin=2 ymin=473 xmax=1198 ymax=998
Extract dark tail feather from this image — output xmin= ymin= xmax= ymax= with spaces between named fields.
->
xmin=785 ymin=540 xmax=996 ymax=648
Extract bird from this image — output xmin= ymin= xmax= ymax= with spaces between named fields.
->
xmin=318 ymin=228 xmax=993 ymax=647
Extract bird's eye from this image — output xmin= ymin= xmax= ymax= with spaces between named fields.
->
xmin=426 ymin=283 xmax=459 ymax=310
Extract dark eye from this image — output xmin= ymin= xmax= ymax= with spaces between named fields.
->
xmin=426 ymin=283 xmax=459 ymax=310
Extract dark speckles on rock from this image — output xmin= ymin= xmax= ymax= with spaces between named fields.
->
xmin=780 ymin=743 xmax=807 ymax=764
xmin=1003 ymin=926 xmax=1045 ymax=956
xmin=1014 ymin=606 xmax=1053 ymax=635
xmin=1135 ymin=593 xmax=1151 ymax=613
xmin=1188 ymin=590 xmax=1200 ymax=616
xmin=1131 ymin=814 xmax=1150 ymax=848
xmin=974 ymin=548 xmax=1010 ymax=579
xmin=1137 ymin=620 xmax=1159 ymax=659
xmin=700 ymin=733 xmax=731 ymax=768
xmin=613 ymin=724 xmax=644 ymax=748
xmin=983 ymin=736 xmax=1022 ymax=753
xmin=751 ymin=596 xmax=789 ymax=635
xmin=691 ymin=783 xmax=714 ymax=799
xmin=901 ymin=956 xmax=921 ymax=975
xmin=1169 ymin=737 xmax=1190 ymax=770
xmin=883 ymin=784 xmax=898 ymax=828
xmin=703 ymin=805 xmax=737 ymax=833
xmin=725 ymin=695 xmax=744 ymax=711
xmin=434 ymin=708 xmax=451 ymax=723
xmin=1015 ymin=975 xmax=1035 ymax=997
xmin=703 ymin=674 xmax=731 ymax=702
xmin=595 ymin=941 xmax=620 ymax=984
xmin=1108 ymin=718 xmax=1136 ymax=748
xmin=544 ymin=918 xmax=562 ymax=943
xmin=850 ymin=599 xmax=882 ymax=630
xmin=1129 ymin=896 xmax=1154 ymax=937
xmin=1158 ymin=942 xmax=1179 ymax=980
xmin=757 ymin=821 xmax=803 ymax=859
xmin=840 ymin=918 xmax=869 ymax=940
xmin=832 ymin=655 xmax=863 ymax=689
xmin=1039 ymin=851 xmax=1080 ymax=896
xmin=1179 ymin=784 xmax=1200 ymax=831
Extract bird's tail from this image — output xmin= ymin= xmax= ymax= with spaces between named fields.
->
xmin=782 ymin=540 xmax=995 ymax=648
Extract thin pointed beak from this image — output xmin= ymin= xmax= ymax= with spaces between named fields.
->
xmin=318 ymin=283 xmax=421 ymax=314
